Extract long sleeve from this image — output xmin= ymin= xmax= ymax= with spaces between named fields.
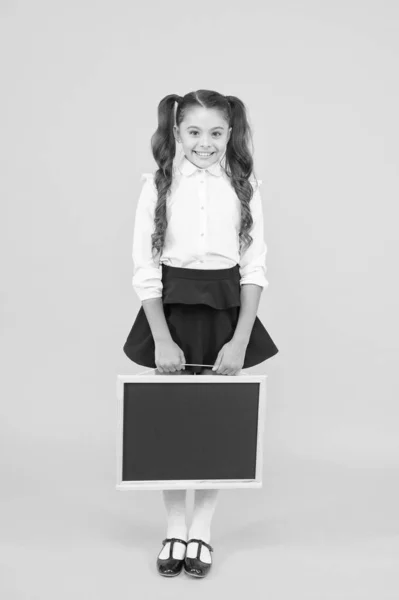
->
xmin=131 ymin=174 xmax=163 ymax=302
xmin=239 ymin=180 xmax=269 ymax=290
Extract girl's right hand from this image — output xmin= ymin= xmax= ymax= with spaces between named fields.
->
xmin=155 ymin=339 xmax=186 ymax=373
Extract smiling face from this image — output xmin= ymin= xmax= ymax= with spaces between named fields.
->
xmin=174 ymin=106 xmax=232 ymax=168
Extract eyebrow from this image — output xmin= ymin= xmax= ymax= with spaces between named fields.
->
xmin=186 ymin=126 xmax=225 ymax=131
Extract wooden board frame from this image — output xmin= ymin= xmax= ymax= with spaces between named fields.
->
xmin=116 ymin=372 xmax=267 ymax=491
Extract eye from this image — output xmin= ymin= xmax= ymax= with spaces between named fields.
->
xmin=189 ymin=131 xmax=222 ymax=136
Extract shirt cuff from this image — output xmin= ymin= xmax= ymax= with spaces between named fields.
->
xmin=239 ymin=268 xmax=269 ymax=289
xmin=133 ymin=288 xmax=163 ymax=302
xmin=132 ymin=268 xmax=163 ymax=302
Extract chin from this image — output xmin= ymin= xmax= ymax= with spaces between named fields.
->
xmin=191 ymin=151 xmax=219 ymax=161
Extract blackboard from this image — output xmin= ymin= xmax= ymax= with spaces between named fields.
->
xmin=116 ymin=373 xmax=267 ymax=490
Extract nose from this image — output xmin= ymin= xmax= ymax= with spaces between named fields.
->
xmin=199 ymin=135 xmax=212 ymax=148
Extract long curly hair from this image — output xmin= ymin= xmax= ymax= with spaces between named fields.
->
xmin=150 ymin=89 xmax=259 ymax=260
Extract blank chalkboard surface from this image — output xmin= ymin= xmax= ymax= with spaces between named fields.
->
xmin=116 ymin=373 xmax=267 ymax=490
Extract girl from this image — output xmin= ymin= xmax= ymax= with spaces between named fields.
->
xmin=123 ymin=90 xmax=279 ymax=578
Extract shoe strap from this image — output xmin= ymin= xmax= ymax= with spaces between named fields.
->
xmin=187 ymin=538 xmax=214 ymax=553
xmin=161 ymin=538 xmax=188 ymax=560
xmin=162 ymin=537 xmax=188 ymax=548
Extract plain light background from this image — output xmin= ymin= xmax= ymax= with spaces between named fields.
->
xmin=1 ymin=1 xmax=398 ymax=598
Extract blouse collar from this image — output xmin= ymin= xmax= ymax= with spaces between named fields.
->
xmin=176 ymin=151 xmax=226 ymax=178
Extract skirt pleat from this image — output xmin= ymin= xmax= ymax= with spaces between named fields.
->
xmin=123 ymin=263 xmax=279 ymax=374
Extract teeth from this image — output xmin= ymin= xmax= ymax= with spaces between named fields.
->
xmin=195 ymin=152 xmax=213 ymax=156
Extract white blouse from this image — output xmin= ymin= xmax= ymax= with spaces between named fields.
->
xmin=131 ymin=153 xmax=269 ymax=302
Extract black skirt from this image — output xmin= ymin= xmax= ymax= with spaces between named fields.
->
xmin=123 ymin=263 xmax=279 ymax=374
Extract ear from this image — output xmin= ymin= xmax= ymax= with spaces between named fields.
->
xmin=173 ymin=125 xmax=180 ymax=143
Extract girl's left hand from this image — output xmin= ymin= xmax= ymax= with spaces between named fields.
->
xmin=212 ymin=339 xmax=246 ymax=375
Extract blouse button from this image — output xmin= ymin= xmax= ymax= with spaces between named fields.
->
xmin=201 ymin=206 xmax=204 ymax=210
xmin=200 ymin=233 xmax=204 ymax=236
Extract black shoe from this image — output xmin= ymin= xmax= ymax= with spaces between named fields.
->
xmin=156 ymin=538 xmax=187 ymax=577
xmin=184 ymin=538 xmax=214 ymax=578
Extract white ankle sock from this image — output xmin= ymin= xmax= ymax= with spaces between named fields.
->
xmin=187 ymin=489 xmax=219 ymax=563
xmin=159 ymin=489 xmax=188 ymax=560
